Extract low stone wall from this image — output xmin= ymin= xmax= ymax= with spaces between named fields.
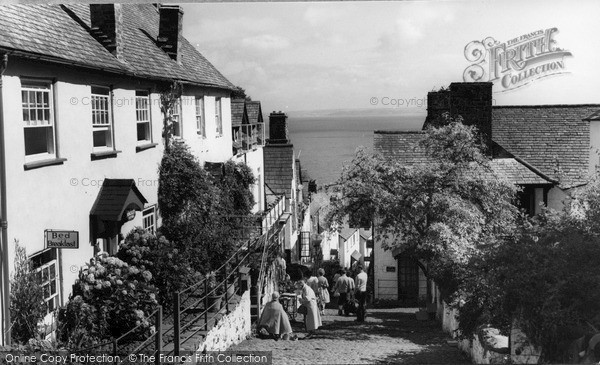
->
xmin=196 ymin=291 xmax=251 ymax=352
xmin=510 ymin=324 xmax=541 ymax=364
xmin=441 ymin=302 xmax=510 ymax=364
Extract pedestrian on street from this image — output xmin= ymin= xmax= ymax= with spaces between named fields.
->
xmin=296 ymin=279 xmax=322 ymax=339
xmin=333 ymin=269 xmax=355 ymax=316
xmin=316 ymin=268 xmax=330 ymax=315
xmin=257 ymin=291 xmax=297 ymax=341
xmin=354 ymin=265 xmax=368 ymax=322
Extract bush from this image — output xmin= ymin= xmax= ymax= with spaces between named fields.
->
xmin=10 ymin=240 xmax=46 ymax=344
xmin=58 ymin=253 xmax=158 ymax=348
xmin=158 ymin=141 xmax=257 ymax=274
xmin=117 ymin=228 xmax=200 ymax=310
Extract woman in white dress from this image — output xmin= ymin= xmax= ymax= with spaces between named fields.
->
xmin=295 ymin=279 xmax=322 ymax=338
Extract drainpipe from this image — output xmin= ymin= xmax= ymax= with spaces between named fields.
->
xmin=0 ymin=52 xmax=10 ymax=345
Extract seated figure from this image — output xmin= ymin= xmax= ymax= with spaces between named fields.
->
xmin=257 ymin=292 xmax=297 ymax=340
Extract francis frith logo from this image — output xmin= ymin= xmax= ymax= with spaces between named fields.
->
xmin=463 ymin=28 xmax=572 ymax=91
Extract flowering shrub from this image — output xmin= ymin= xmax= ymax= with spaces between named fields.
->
xmin=58 ymin=253 xmax=158 ymax=348
xmin=116 ymin=228 xmax=200 ymax=310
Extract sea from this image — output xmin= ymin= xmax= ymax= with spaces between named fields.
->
xmin=287 ymin=114 xmax=425 ymax=187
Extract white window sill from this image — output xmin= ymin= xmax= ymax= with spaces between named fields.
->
xmin=136 ymin=143 xmax=158 ymax=152
xmin=91 ymin=150 xmax=121 ymax=160
xmin=24 ymin=157 xmax=67 ymax=170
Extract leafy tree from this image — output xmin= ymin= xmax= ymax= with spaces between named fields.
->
xmin=459 ymin=181 xmax=600 ymax=362
xmin=158 ymin=141 xmax=256 ymax=273
xmin=160 ymin=82 xmax=183 ymax=152
xmin=232 ymin=86 xmax=252 ymax=101
xmin=9 ymin=240 xmax=46 ymax=344
xmin=327 ymin=115 xmax=519 ymax=300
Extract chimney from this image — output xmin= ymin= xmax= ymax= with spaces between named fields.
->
xmin=449 ymin=82 xmax=493 ymax=148
xmin=157 ymin=5 xmax=184 ymax=63
xmin=90 ymin=4 xmax=125 ymax=61
xmin=268 ymin=111 xmax=289 ymax=144
xmin=424 ymin=82 xmax=493 ymax=150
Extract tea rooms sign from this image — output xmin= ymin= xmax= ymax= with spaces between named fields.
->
xmin=45 ymin=230 xmax=79 ymax=249
xmin=463 ymin=28 xmax=572 ymax=91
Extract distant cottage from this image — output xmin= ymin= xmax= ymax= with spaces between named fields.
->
xmin=373 ymin=82 xmax=600 ymax=304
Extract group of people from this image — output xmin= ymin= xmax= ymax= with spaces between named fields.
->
xmin=257 ymin=263 xmax=369 ymax=340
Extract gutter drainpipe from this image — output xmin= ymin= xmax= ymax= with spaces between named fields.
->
xmin=0 ymin=52 xmax=10 ymax=345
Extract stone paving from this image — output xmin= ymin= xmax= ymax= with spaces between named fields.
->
xmin=230 ymin=308 xmax=471 ymax=364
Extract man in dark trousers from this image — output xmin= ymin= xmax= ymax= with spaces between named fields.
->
xmin=354 ymin=265 xmax=368 ymax=322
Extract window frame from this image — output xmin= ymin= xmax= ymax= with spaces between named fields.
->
xmin=142 ymin=205 xmax=156 ymax=234
xmin=215 ymin=97 xmax=222 ymax=136
xmin=90 ymin=85 xmax=115 ymax=152
xmin=21 ymin=79 xmax=57 ymax=163
xmin=135 ymin=90 xmax=152 ymax=144
xmin=171 ymin=97 xmax=182 ymax=138
xmin=30 ymin=248 xmax=60 ymax=320
xmin=195 ymin=96 xmax=205 ymax=138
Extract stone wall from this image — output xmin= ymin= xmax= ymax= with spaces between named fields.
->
xmin=196 ymin=291 xmax=251 ymax=352
xmin=441 ymin=302 xmax=510 ymax=364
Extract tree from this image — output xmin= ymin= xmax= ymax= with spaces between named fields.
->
xmin=231 ymin=86 xmax=252 ymax=101
xmin=327 ymin=115 xmax=519 ymax=300
xmin=459 ymin=181 xmax=600 ymax=362
xmin=9 ymin=240 xmax=46 ymax=343
xmin=160 ymin=82 xmax=183 ymax=152
xmin=158 ymin=141 xmax=256 ymax=273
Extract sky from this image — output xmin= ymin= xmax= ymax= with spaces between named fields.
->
xmin=181 ymin=0 xmax=600 ymax=114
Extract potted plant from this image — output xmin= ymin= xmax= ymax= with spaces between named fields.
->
xmin=206 ymin=272 xmax=223 ymax=312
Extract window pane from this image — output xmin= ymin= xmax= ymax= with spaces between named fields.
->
xmin=93 ymin=129 xmax=108 ymax=147
xmin=137 ymin=122 xmax=149 ymax=141
xmin=49 ymin=264 xmax=56 ymax=280
xmin=24 ymin=126 xmax=53 ymax=156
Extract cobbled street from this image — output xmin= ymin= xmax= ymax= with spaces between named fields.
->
xmin=230 ymin=308 xmax=471 ymax=364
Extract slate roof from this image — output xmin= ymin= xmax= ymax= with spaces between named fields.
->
xmin=339 ymin=228 xmax=357 ymax=241
xmin=492 ymin=105 xmax=600 ymax=188
xmin=0 ymin=4 xmax=235 ymax=90
xmin=374 ymin=131 xmax=428 ymax=161
xmin=231 ymin=100 xmax=247 ymax=127
xmin=246 ymin=101 xmax=264 ymax=124
xmin=264 ymin=144 xmax=294 ymax=198
xmin=359 ymin=228 xmax=372 ymax=240
xmin=488 ymin=158 xmax=553 ymax=185
xmin=373 ymin=131 xmax=554 ymax=185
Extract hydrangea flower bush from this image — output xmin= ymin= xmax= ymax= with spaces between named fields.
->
xmin=58 ymin=252 xmax=158 ymax=347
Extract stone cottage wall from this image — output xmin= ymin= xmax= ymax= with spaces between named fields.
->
xmin=196 ymin=291 xmax=251 ymax=352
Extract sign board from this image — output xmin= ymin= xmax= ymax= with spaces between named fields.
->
xmin=385 ymin=266 xmax=396 ymax=273
xmin=45 ymin=230 xmax=79 ymax=249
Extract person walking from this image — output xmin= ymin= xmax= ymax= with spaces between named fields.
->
xmin=316 ymin=268 xmax=330 ymax=315
xmin=354 ymin=265 xmax=368 ymax=322
xmin=333 ymin=269 xmax=355 ymax=316
xmin=296 ymin=279 xmax=322 ymax=338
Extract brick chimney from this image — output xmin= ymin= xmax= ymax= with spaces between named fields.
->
xmin=268 ymin=111 xmax=289 ymax=144
xmin=157 ymin=5 xmax=184 ymax=63
xmin=90 ymin=4 xmax=125 ymax=61
xmin=424 ymin=82 xmax=493 ymax=149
